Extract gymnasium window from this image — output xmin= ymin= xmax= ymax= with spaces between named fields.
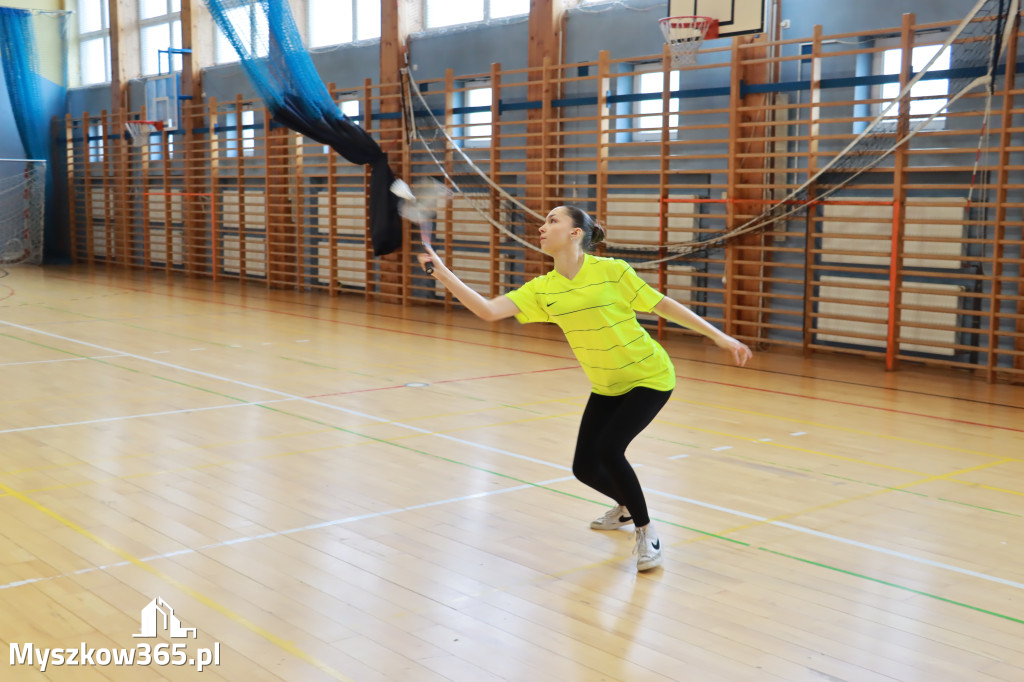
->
xmin=425 ymin=0 xmax=529 ymax=29
xmin=139 ymin=0 xmax=183 ymax=76
xmin=877 ymin=43 xmax=951 ymax=129
xmin=464 ymin=87 xmax=493 ymax=145
xmin=224 ymin=110 xmax=256 ymax=158
xmin=321 ymin=100 xmax=361 ymax=154
xmin=339 ymin=99 xmax=361 ymax=120
xmin=147 ymin=136 xmax=175 ymax=162
xmin=308 ymin=0 xmax=381 ymax=47
xmin=451 ymin=84 xmax=492 ymax=147
xmin=635 ymin=69 xmax=680 ymax=137
xmin=214 ymin=0 xmax=268 ymax=64
xmin=79 ymin=0 xmax=111 ymax=85
xmin=88 ymin=124 xmax=104 ymax=163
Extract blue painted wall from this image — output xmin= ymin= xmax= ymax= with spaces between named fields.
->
xmin=60 ymin=1 xmax=990 ymax=118
xmin=0 ymin=66 xmax=25 ymax=159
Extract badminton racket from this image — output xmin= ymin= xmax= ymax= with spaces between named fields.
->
xmin=391 ymin=178 xmax=450 ymax=275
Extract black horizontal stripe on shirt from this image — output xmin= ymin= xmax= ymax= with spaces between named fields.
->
xmin=549 ymin=301 xmax=616 ymax=318
xmin=591 ymin=371 xmax=665 ymax=390
xmin=569 ymin=333 xmax=647 ymax=354
xmin=561 ymin=316 xmax=636 ymax=336
xmin=628 ymin=282 xmax=656 ymax=308
xmin=543 ymin=278 xmax=656 ymax=317
xmin=576 ymin=351 xmax=657 ymax=373
xmin=541 ymin=266 xmax=631 ymax=296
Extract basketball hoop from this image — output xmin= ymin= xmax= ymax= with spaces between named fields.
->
xmin=125 ymin=120 xmax=165 ymax=147
xmin=659 ymin=16 xmax=719 ymax=68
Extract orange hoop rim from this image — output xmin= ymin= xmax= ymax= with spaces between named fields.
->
xmin=126 ymin=120 xmax=165 ymax=132
xmin=659 ymin=15 xmax=720 ymax=41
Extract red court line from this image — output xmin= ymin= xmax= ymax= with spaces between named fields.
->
xmin=49 ymin=272 xmax=571 ymax=361
xmin=0 ymin=284 xmax=14 ymax=302
xmin=681 ymin=374 xmax=1024 ymax=434
xmin=308 ymin=366 xmax=577 ymax=398
xmin=51 ymin=270 xmax=1022 ymax=433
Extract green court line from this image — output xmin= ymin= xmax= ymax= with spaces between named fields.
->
xmin=1 ymin=332 xmax=252 ymax=404
xmin=499 ymin=404 xmax=546 ymax=415
xmin=275 ymin=355 xmax=345 ymax=370
xmin=252 ymin=402 xmax=753 ymax=547
xmin=4 ymin=328 xmax=1021 ymax=628
xmin=937 ymin=497 xmax=1022 ymax=517
xmin=759 ymin=547 xmax=1024 ymax=624
xmin=712 ymin=451 xmax=1024 ymax=514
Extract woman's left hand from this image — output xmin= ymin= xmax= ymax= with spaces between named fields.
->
xmin=716 ymin=335 xmax=752 ymax=367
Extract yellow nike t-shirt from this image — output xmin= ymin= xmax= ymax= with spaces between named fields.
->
xmin=505 ymin=255 xmax=676 ymax=396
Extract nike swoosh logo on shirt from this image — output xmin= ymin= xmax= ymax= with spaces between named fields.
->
xmin=652 ymin=540 xmax=661 ymax=551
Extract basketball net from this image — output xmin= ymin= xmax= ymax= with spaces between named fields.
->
xmin=125 ymin=120 xmax=164 ymax=148
xmin=659 ymin=16 xmax=719 ymax=68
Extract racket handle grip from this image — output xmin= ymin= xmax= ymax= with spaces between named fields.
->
xmin=424 ymin=261 xmax=434 ymax=275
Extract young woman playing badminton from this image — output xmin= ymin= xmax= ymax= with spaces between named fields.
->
xmin=418 ymin=206 xmax=752 ymax=572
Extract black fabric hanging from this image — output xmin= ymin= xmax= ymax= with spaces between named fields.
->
xmin=273 ymin=93 xmax=401 ymax=258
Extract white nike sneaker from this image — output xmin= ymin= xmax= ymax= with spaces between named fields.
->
xmin=634 ymin=525 xmax=663 ymax=571
xmin=590 ymin=505 xmax=633 ymax=530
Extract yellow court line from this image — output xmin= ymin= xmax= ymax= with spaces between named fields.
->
xmin=667 ymin=396 xmax=1011 ymax=460
xmin=9 ymin=395 xmax=1004 ymax=510
xmin=302 ymin=404 xmax=1017 ymax=505
xmin=947 ymin=479 xmax=1024 ymax=498
xmin=369 ymin=390 xmax=1007 ymax=467
xmin=682 ymin=457 xmax=1015 ymax=544
xmin=656 ymin=417 xmax=928 ymax=475
xmin=0 ymin=479 xmax=356 ymax=682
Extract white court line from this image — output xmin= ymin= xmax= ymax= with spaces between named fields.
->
xmin=647 ymin=488 xmax=1024 ymax=591
xmin=0 ymin=475 xmax=576 ymax=592
xmin=0 ymin=319 xmax=1019 ymax=593
xmin=2 ymin=320 xmax=565 ymax=471
xmin=0 ymin=399 xmax=295 ymax=436
xmin=0 ymin=354 xmax=127 ymax=368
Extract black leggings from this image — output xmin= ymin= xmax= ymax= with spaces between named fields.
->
xmin=572 ymin=387 xmax=671 ymax=528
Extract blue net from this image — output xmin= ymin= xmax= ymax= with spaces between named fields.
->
xmin=0 ymin=8 xmax=67 ymax=162
xmin=203 ymin=0 xmax=401 ymax=256
xmin=0 ymin=8 xmax=68 ymax=263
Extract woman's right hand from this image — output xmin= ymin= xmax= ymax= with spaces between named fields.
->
xmin=418 ymin=244 xmax=441 ymax=276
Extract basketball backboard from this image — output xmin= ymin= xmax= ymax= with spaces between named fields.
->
xmin=145 ymin=73 xmax=180 ymax=132
xmin=667 ymin=0 xmax=766 ymax=37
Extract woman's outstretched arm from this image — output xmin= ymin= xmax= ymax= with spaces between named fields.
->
xmin=419 ymin=245 xmax=520 ymax=322
xmin=652 ymin=296 xmax=752 ymax=366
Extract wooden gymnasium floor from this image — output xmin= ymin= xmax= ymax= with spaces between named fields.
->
xmin=1 ymin=264 xmax=1023 ymax=682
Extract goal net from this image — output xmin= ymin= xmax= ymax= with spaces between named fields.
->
xmin=0 ymin=159 xmax=45 ymax=265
